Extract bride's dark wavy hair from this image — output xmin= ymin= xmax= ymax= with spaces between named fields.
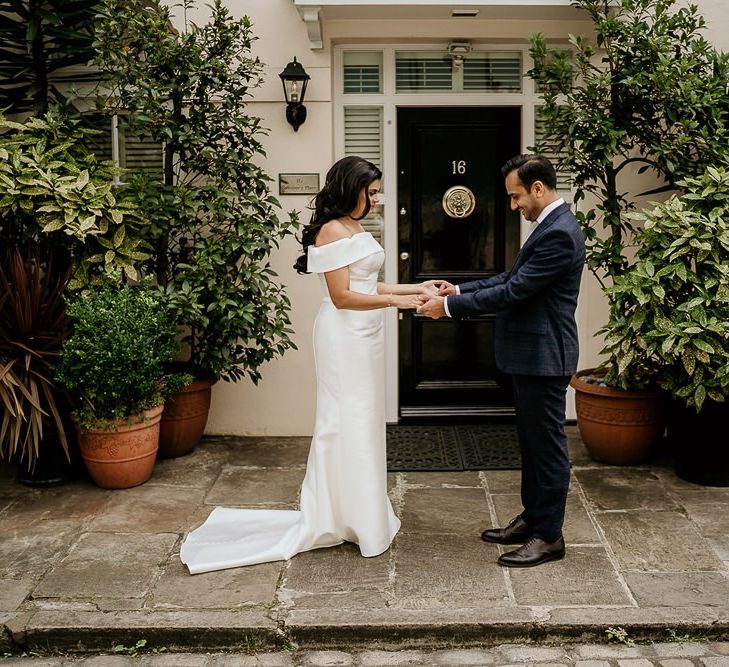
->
xmin=294 ymin=156 xmax=382 ymax=273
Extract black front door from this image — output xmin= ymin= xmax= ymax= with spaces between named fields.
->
xmin=398 ymin=106 xmax=521 ymax=418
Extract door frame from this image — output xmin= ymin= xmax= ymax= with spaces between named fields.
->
xmin=332 ymin=43 xmax=571 ymax=423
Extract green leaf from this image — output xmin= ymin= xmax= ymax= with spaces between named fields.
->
xmin=42 ymin=219 xmax=65 ymax=233
xmin=693 ymin=339 xmax=715 ymax=354
xmin=694 ymin=385 xmax=706 ymax=411
xmin=113 ymin=226 xmax=126 ymax=248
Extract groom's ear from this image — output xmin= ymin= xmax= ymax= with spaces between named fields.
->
xmin=530 ymin=180 xmax=546 ymax=197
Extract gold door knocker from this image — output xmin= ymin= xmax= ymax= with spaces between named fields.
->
xmin=442 ymin=185 xmax=476 ymax=218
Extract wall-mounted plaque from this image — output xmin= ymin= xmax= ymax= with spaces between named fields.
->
xmin=279 ymin=173 xmax=320 ymax=195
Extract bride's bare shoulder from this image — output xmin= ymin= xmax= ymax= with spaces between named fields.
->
xmin=315 ymin=219 xmax=351 ymax=247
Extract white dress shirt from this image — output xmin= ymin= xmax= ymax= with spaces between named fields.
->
xmin=443 ymin=198 xmax=565 ymax=317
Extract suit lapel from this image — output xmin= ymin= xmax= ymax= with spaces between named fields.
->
xmin=508 ymin=203 xmax=570 ymax=275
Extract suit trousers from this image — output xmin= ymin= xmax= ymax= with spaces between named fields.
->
xmin=510 ymin=374 xmax=571 ymax=543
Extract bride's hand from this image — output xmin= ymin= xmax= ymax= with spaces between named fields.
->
xmin=393 ymin=294 xmax=428 ymax=309
xmin=417 ymin=280 xmax=441 ymax=297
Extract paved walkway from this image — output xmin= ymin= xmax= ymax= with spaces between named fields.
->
xmin=2 ymin=427 xmax=729 ymax=657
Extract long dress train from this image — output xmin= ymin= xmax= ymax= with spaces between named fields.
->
xmin=180 ymin=231 xmax=400 ymax=574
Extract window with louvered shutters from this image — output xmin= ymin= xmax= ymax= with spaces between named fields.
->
xmin=344 ymin=106 xmax=383 ymax=169
xmin=463 ymin=52 xmax=522 ymax=93
xmin=343 ymin=52 xmax=382 ymax=94
xmin=344 ymin=106 xmax=384 ymax=244
xmin=118 ymin=119 xmax=163 ymax=178
xmin=82 ymin=113 xmax=163 ymax=182
xmin=82 ymin=113 xmax=114 ymax=163
xmin=396 ymin=53 xmax=453 ymax=92
xmin=534 ymin=107 xmax=572 ymax=193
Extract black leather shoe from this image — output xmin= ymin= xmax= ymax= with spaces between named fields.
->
xmin=481 ymin=514 xmax=532 ymax=545
xmin=497 ymin=536 xmax=566 ymax=568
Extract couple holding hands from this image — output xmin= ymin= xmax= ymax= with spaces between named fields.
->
xmin=181 ymin=153 xmax=585 ymax=575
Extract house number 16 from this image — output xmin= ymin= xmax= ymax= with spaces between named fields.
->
xmin=451 ymin=160 xmax=467 ymax=175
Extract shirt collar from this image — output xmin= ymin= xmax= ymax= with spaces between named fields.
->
xmin=536 ymin=197 xmax=566 ymax=225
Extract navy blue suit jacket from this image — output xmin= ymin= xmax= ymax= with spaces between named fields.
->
xmin=447 ymin=203 xmax=585 ymax=377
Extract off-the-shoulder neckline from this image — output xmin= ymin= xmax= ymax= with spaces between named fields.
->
xmin=311 ymin=230 xmax=372 ymax=250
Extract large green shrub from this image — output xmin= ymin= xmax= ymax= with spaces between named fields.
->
xmin=600 ymin=166 xmax=729 ymax=407
xmin=55 ymin=283 xmax=182 ymax=428
xmin=94 ymin=0 xmax=299 ymax=383
xmin=0 ymin=113 xmax=148 ymax=287
xmin=530 ymin=0 xmax=729 ymax=286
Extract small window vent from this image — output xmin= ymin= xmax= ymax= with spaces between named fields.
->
xmin=396 ymin=55 xmax=452 ymax=92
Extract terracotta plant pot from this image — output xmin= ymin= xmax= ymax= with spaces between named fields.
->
xmin=77 ymin=405 xmax=163 ymax=489
xmin=159 ymin=377 xmax=214 ymax=458
xmin=570 ymin=369 xmax=667 ymax=465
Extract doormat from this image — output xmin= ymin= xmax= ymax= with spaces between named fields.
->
xmin=386 ymin=423 xmax=521 ymax=472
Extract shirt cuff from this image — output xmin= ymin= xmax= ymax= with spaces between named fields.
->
xmin=443 ymin=295 xmax=452 ymax=318
xmin=455 ymin=285 xmax=461 ymax=295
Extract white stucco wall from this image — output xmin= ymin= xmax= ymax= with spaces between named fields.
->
xmin=168 ymin=0 xmax=728 ymax=436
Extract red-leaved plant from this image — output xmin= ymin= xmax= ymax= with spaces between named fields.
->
xmin=0 ymin=248 xmax=72 ymax=472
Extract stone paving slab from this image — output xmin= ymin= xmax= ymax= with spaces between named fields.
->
xmin=574 ymin=469 xmax=681 ymax=512
xmin=391 ymin=533 xmax=509 ymax=610
xmin=595 ymin=510 xmax=724 ymax=572
xmin=507 ymin=546 xmax=630 ymax=607
xmin=86 ymin=485 xmax=205 ymax=534
xmin=622 ymin=572 xmax=729 ymax=608
xmin=285 ymin=544 xmax=390 ymax=597
xmin=220 ymin=437 xmax=310 ymax=468
xmin=1 ymin=579 xmax=34 ymax=612
xmin=398 ymin=487 xmax=487 ymax=535
xmin=33 ymin=532 xmax=178 ymax=599
xmin=151 ymin=559 xmax=281 ymax=610
xmin=0 ymin=520 xmax=83 ymax=579
xmin=148 ymin=448 xmax=224 ymax=490
xmin=204 ymin=466 xmax=302 ymax=508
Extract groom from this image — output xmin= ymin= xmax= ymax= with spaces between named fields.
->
xmin=418 ymin=154 xmax=585 ymax=568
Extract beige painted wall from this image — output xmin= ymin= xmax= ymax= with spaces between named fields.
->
xmin=169 ymin=1 xmax=727 ymax=436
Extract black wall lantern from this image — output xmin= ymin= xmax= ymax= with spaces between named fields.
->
xmin=279 ymin=57 xmax=310 ymax=132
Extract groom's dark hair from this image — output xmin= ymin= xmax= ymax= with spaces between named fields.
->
xmin=501 ymin=154 xmax=557 ymax=191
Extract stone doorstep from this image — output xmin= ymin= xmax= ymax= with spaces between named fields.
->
xmin=3 ymin=608 xmax=729 ymax=654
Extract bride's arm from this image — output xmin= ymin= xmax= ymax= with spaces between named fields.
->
xmin=326 ymin=268 xmax=422 ymax=310
xmin=377 ymin=281 xmax=440 ymax=296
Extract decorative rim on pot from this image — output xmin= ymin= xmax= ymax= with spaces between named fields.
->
xmin=80 ymin=404 xmax=165 ymax=435
xmin=570 ymin=368 xmax=664 ymax=399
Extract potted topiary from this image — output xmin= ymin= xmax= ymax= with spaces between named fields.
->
xmin=93 ymin=0 xmax=300 ymax=457
xmin=529 ymin=0 xmax=729 ymax=464
xmin=602 ymin=165 xmax=729 ymax=485
xmin=55 ymin=282 xmax=189 ymax=489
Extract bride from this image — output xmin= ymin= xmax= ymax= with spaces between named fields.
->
xmin=180 ymin=156 xmax=436 ymax=574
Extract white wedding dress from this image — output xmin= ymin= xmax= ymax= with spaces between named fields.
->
xmin=180 ymin=231 xmax=401 ymax=574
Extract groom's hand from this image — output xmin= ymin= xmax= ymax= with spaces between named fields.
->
xmin=437 ymin=281 xmax=456 ymax=297
xmin=417 ymin=295 xmax=446 ymax=319
xmin=421 ymin=279 xmax=455 ymax=296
